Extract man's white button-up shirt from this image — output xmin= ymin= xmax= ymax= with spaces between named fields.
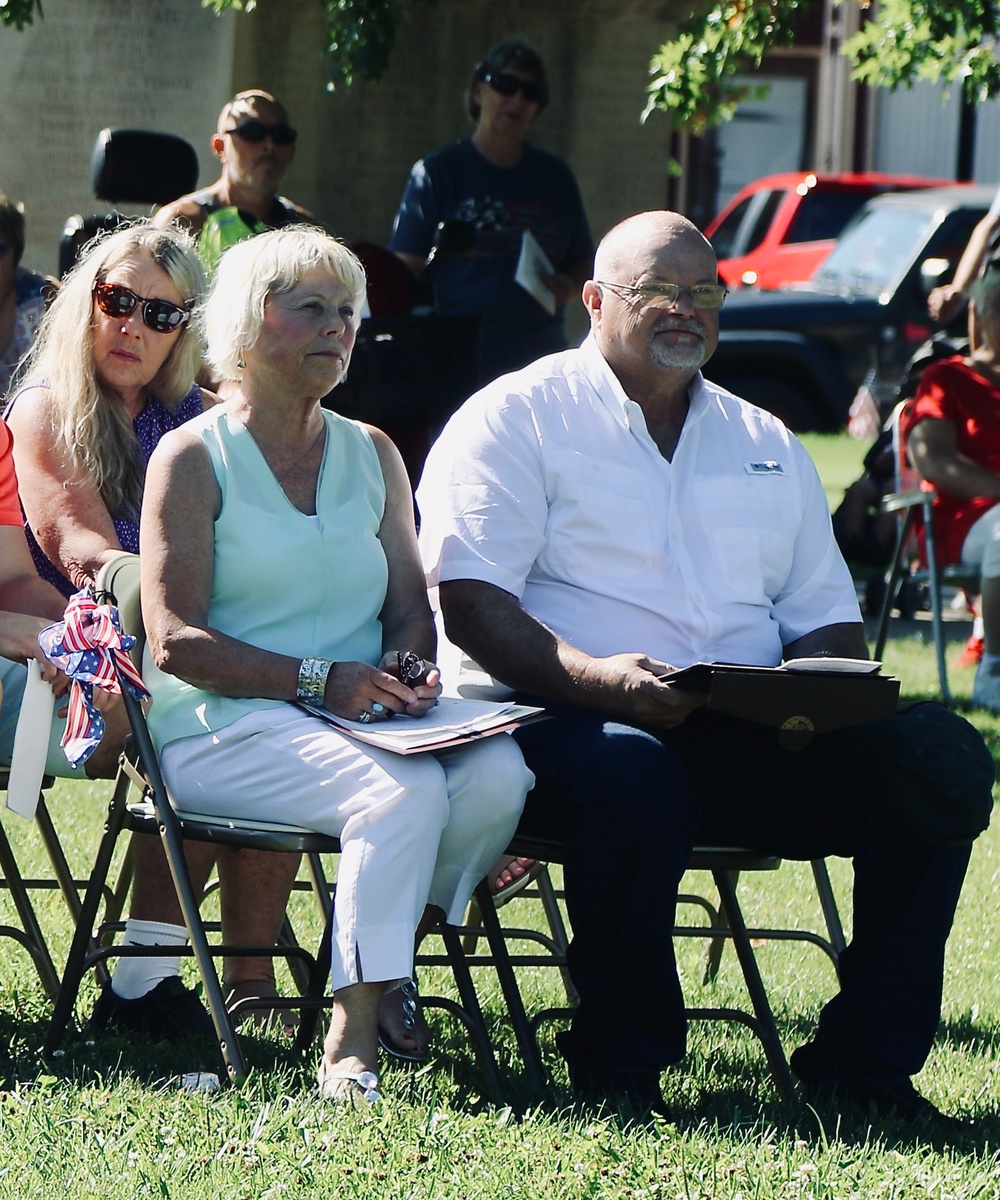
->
xmin=417 ymin=335 xmax=860 ymax=679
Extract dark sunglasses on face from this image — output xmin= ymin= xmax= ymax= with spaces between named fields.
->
xmin=482 ymin=71 xmax=545 ymax=104
xmin=225 ymin=119 xmax=298 ymax=146
xmin=92 ymin=282 xmax=191 ymax=334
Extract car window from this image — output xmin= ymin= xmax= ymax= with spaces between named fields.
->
xmin=814 ymin=207 xmax=936 ymax=293
xmin=920 ymin=209 xmax=986 ymax=274
xmin=785 ymin=191 xmax=871 ymax=244
xmin=744 ymin=190 xmax=785 ymax=252
xmin=709 ymin=196 xmax=753 ymax=259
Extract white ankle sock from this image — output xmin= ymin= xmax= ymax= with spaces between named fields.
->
xmin=111 ymin=919 xmax=189 ymax=1000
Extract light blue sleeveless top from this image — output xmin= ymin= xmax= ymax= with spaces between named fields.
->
xmin=145 ymin=406 xmax=387 ymax=750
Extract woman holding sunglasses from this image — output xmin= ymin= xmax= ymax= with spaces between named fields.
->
xmin=138 ymin=226 xmax=531 ymax=1102
xmin=5 ymin=221 xmax=303 ymax=1046
xmin=390 ymin=40 xmax=595 ymax=386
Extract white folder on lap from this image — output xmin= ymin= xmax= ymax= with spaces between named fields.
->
xmin=6 ymin=661 xmax=55 ymax=819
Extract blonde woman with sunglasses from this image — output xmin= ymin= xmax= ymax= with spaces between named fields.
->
xmin=5 ymin=220 xmax=303 ymax=1049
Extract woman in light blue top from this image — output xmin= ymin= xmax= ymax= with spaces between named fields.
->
xmin=140 ymin=226 xmax=532 ymax=1104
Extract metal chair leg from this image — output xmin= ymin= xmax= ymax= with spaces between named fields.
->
xmin=0 ymin=818 xmax=60 ymax=999
xmin=921 ymin=495 xmax=957 ymax=705
xmin=702 ymin=869 xmax=738 ymax=984
xmin=711 ymin=868 xmax=795 ymax=1101
xmin=810 ymin=859 xmax=846 ymax=962
xmin=874 ymin=505 xmax=917 ymax=663
xmin=437 ymin=921 xmax=505 ymax=1102
xmin=471 ymin=878 xmax=547 ymax=1091
xmin=153 ymin=807 xmax=247 ymax=1081
xmin=43 ymin=769 xmax=132 ymax=1055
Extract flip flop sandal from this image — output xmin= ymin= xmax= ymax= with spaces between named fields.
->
xmin=491 ymin=858 xmax=547 ymax=908
xmin=377 ymin=978 xmax=430 ymax=1063
xmin=316 ymin=1058 xmax=381 ymax=1106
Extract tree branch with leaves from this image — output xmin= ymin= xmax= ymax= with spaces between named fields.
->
xmin=644 ymin=0 xmax=1000 ymax=133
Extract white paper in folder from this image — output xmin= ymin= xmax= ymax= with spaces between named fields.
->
xmin=6 ymin=661 xmax=54 ymax=819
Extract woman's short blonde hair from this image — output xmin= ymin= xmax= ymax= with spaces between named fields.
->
xmin=202 ymin=226 xmax=367 ymax=381
xmin=17 ymin=220 xmax=205 ymax=518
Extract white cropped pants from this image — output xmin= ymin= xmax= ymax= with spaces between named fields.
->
xmin=161 ymin=707 xmax=531 ymax=993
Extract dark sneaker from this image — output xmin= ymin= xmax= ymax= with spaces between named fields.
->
xmin=90 ymin=976 xmax=216 ymax=1045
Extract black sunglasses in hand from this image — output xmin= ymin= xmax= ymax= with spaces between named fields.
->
xmin=397 ymin=651 xmax=425 ymax=687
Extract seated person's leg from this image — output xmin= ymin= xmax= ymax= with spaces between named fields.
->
xmin=512 ymin=706 xmax=697 ymax=1099
xmin=674 ymin=706 xmax=990 ymax=1112
xmin=217 ymin=847 xmax=302 ymax=1028
xmin=378 ymin=733 xmax=530 ymax=1062
xmin=159 ymin=708 xmax=526 ymax=1100
xmin=963 ymin=504 xmax=1000 ymax=709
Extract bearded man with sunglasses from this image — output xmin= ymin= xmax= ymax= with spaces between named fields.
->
xmin=416 ymin=210 xmax=993 ymax=1124
xmin=390 ymin=41 xmax=594 ymax=386
xmin=154 ymin=90 xmax=313 ymax=277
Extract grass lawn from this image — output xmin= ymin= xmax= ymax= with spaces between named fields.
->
xmin=0 ymin=433 xmax=996 ymax=1197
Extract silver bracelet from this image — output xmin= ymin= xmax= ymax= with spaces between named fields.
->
xmin=296 ymin=657 xmax=334 ymax=703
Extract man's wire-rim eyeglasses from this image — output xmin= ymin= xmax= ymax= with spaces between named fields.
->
xmin=596 ymin=280 xmax=729 ymax=310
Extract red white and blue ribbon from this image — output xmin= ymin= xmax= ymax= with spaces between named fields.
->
xmin=37 ymin=588 xmax=149 ymax=768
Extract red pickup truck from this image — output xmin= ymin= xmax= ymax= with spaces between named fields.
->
xmin=705 ymin=171 xmax=953 ymax=290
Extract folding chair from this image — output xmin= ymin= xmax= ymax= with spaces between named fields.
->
xmin=0 ymin=772 xmax=78 ymax=998
xmin=441 ymin=836 xmax=845 ymax=1103
xmin=45 ymin=554 xmax=505 ymax=1094
xmin=0 ymin=745 xmax=128 ymax=1003
xmin=873 ymin=399 xmax=980 ymax=705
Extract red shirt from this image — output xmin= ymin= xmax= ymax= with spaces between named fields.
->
xmin=907 ymin=356 xmax=1000 ymax=565
xmin=0 ymin=420 xmax=23 ymax=528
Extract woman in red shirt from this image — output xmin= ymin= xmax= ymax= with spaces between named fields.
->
xmin=909 ymin=263 xmax=1000 ymax=709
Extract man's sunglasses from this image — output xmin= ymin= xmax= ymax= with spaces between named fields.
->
xmin=225 ymin=119 xmax=298 ymax=146
xmin=482 ymin=71 xmax=545 ymax=105
xmin=92 ymin=283 xmax=192 ymax=334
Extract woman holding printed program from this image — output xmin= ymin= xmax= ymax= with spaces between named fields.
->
xmin=138 ymin=226 xmax=532 ymax=1103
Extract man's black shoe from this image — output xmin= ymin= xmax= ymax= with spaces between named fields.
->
xmin=90 ymin=976 xmax=216 ymax=1045
xmin=573 ymin=1069 xmax=673 ymax=1121
xmin=848 ymin=1079 xmax=966 ymax=1127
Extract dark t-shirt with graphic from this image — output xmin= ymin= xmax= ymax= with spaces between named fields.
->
xmin=390 ymin=139 xmax=593 ymax=382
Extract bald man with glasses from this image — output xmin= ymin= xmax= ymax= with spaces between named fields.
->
xmin=416 ymin=210 xmax=992 ymax=1124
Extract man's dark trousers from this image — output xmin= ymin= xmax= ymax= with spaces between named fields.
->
xmin=512 ymin=703 xmax=983 ymax=1086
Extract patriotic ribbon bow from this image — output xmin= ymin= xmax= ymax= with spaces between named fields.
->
xmin=37 ymin=588 xmax=150 ymax=768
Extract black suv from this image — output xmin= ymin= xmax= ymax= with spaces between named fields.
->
xmin=706 ymin=184 xmax=995 ymax=430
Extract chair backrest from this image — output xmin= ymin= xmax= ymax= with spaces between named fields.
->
xmin=91 ymin=128 xmax=199 ymax=207
xmin=94 ymin=552 xmax=144 ymax=666
xmin=59 ymin=130 xmax=199 ymax=278
xmin=888 ymin=399 xmax=923 ymax=496
xmin=350 ymin=241 xmax=414 ymax=317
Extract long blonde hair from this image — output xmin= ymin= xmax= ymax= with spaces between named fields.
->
xmin=20 ymin=221 xmax=205 ymax=518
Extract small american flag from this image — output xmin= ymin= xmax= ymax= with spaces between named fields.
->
xmin=37 ymin=589 xmax=149 ymax=767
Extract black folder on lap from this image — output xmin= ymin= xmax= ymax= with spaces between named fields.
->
xmin=661 ymin=658 xmax=900 ymax=750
